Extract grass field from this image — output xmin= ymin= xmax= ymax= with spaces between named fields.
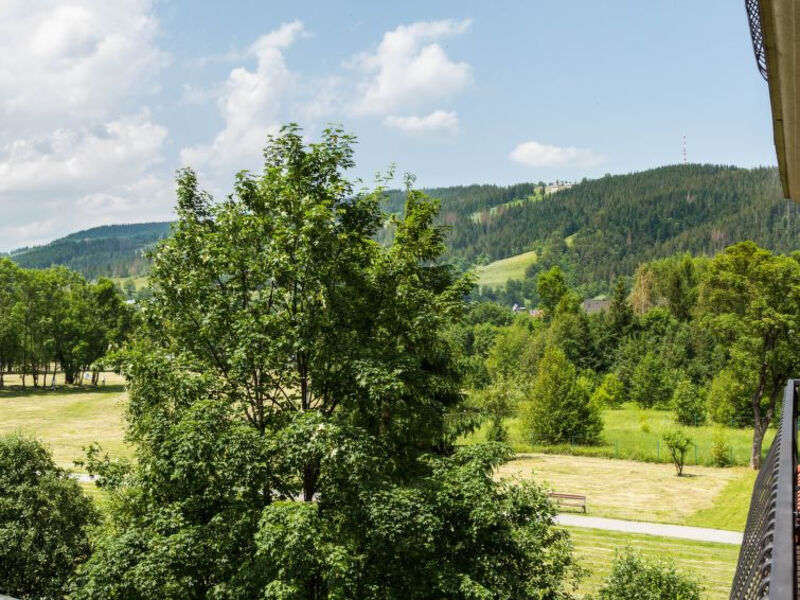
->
xmin=568 ymin=526 xmax=738 ymax=599
xmin=0 ymin=372 xmax=130 ymax=470
xmin=497 ymin=453 xmax=753 ymax=530
xmin=463 ymin=402 xmax=774 ymax=468
xmin=469 ymin=191 xmax=544 ymax=224
xmin=476 ymin=250 xmax=538 ymax=289
xmin=111 ymin=275 xmax=149 ymax=292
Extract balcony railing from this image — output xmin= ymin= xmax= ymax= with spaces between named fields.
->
xmin=730 ymin=379 xmax=797 ymax=599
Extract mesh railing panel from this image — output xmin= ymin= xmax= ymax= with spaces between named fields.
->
xmin=730 ymin=381 xmax=796 ymax=599
xmin=745 ymin=0 xmax=769 ymax=80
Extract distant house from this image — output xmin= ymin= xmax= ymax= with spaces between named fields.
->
xmin=529 ymin=309 xmax=544 ymax=319
xmin=581 ymin=299 xmax=611 ymax=315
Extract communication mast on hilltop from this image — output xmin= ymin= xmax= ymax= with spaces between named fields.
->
xmin=682 ymin=134 xmax=687 ymax=164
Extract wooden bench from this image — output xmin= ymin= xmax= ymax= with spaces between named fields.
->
xmin=549 ymin=492 xmax=587 ymax=513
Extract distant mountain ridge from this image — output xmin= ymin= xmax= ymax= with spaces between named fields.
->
xmin=7 ymin=165 xmax=799 ymax=293
xmin=10 ymin=222 xmax=172 ymax=279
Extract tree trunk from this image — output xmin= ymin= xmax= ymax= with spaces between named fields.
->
xmin=750 ymin=423 xmax=768 ymax=469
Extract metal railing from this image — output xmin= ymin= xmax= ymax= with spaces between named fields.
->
xmin=745 ymin=0 xmax=769 ymax=80
xmin=730 ymin=380 xmax=797 ymax=599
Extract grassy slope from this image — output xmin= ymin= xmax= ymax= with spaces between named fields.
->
xmin=469 ymin=190 xmax=544 ymax=224
xmin=496 ymin=453 xmax=752 ymax=530
xmin=111 ymin=275 xmax=149 ymax=291
xmin=0 ymin=373 xmax=130 ymax=470
xmin=568 ymin=527 xmax=738 ymax=600
xmin=463 ymin=402 xmax=774 ymax=468
xmin=475 ymin=250 xmax=538 ymax=288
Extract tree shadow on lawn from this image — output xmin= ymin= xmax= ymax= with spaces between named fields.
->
xmin=0 ymin=384 xmax=126 ymax=398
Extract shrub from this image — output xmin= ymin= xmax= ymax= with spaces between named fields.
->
xmin=525 ymin=347 xmax=603 ymax=445
xmin=591 ymin=373 xmax=625 ymax=408
xmin=671 ymin=379 xmax=705 ymax=426
xmin=0 ymin=433 xmax=98 ymax=599
xmin=711 ymin=427 xmax=732 ymax=467
xmin=595 ymin=548 xmax=701 ymax=599
xmin=663 ymin=429 xmax=692 ymax=476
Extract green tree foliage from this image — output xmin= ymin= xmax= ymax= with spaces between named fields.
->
xmin=537 ymin=266 xmax=568 ymax=319
xmin=671 ymin=379 xmax=705 ymax=426
xmin=0 ymin=259 xmax=133 ymax=387
xmin=73 ymin=126 xmax=582 ymax=599
xmin=524 ymin=347 xmax=602 ymax=444
xmin=606 ymin=277 xmax=634 ymax=342
xmin=629 ymin=351 xmax=674 ymax=409
xmin=485 ymin=317 xmax=542 ymax=381
xmin=700 ymin=241 xmax=800 ymax=468
xmin=706 ymin=367 xmax=754 ymax=427
xmin=591 ymin=373 xmax=625 ymax=408
xmin=478 ymin=377 xmax=520 ymax=442
xmin=662 ymin=430 xmax=692 ymax=476
xmin=0 ymin=433 xmax=97 ymax=600
xmin=594 ymin=549 xmax=701 ymax=600
xmin=710 ymin=427 xmax=732 ymax=467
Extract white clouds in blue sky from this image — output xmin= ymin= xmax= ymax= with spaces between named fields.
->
xmin=510 ymin=141 xmax=605 ymax=168
xmin=0 ymin=1 xmax=777 ymax=249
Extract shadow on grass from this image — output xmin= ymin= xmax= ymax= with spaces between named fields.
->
xmin=0 ymin=384 xmax=126 ymax=398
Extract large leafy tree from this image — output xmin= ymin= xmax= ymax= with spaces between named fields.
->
xmin=74 ymin=126 xmax=581 ymax=599
xmin=0 ymin=434 xmax=97 ymax=600
xmin=700 ymin=241 xmax=800 ymax=468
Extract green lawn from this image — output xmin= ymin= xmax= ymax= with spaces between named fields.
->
xmin=476 ymin=250 xmax=538 ymax=289
xmin=462 ymin=402 xmax=774 ymax=468
xmin=684 ymin=468 xmax=757 ymax=530
xmin=568 ymin=526 xmax=738 ymax=600
xmin=0 ymin=373 xmax=131 ymax=470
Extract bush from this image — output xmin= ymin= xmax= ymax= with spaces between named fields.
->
xmin=591 ymin=373 xmax=625 ymax=408
xmin=663 ymin=429 xmax=692 ymax=476
xmin=525 ymin=347 xmax=603 ymax=445
xmin=711 ymin=427 xmax=732 ymax=467
xmin=671 ymin=379 xmax=705 ymax=426
xmin=594 ymin=548 xmax=701 ymax=599
xmin=0 ymin=433 xmax=98 ymax=599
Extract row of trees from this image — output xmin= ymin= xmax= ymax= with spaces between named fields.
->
xmin=458 ymin=243 xmax=800 ymax=469
xmin=0 ymin=259 xmax=133 ymax=387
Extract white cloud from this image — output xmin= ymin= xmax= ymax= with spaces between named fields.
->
xmin=0 ymin=0 xmax=172 ymax=250
xmin=509 ymin=140 xmax=606 ymax=168
xmin=180 ymin=21 xmax=305 ymax=177
xmin=0 ymin=112 xmax=166 ymax=194
xmin=384 ymin=110 xmax=460 ymax=135
xmin=0 ymin=0 xmax=167 ymax=129
xmin=350 ymin=19 xmax=472 ymax=116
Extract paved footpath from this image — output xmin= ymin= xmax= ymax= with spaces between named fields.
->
xmin=555 ymin=514 xmax=743 ymax=545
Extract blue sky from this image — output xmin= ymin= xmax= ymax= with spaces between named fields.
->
xmin=0 ymin=1 xmax=776 ymax=250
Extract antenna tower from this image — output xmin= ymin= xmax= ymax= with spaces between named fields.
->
xmin=682 ymin=134 xmax=687 ymax=164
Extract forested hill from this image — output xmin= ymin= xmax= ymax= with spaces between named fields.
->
xmin=7 ymin=165 xmax=799 ymax=291
xmin=9 ymin=222 xmax=172 ymax=279
xmin=401 ymin=164 xmax=797 ymax=296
